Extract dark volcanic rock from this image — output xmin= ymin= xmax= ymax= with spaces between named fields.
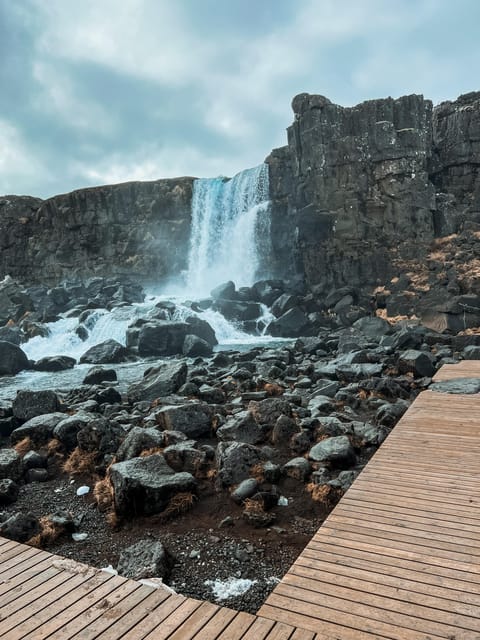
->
xmin=10 ymin=412 xmax=66 ymax=445
xmin=83 ymin=366 xmax=117 ymax=385
xmin=12 ymin=390 xmax=60 ymax=422
xmin=127 ymin=362 xmax=188 ymax=403
xmin=80 ymin=339 xmax=129 ymax=364
xmin=216 ymin=442 xmax=264 ymax=486
xmin=32 ymin=355 xmax=76 ymax=372
xmin=0 ymin=341 xmax=29 ymax=376
xmin=308 ymin=436 xmax=356 ymax=469
xmin=154 ymin=403 xmax=213 ymax=439
xmin=117 ymin=539 xmax=173 ymax=580
xmin=0 ymin=512 xmax=39 ymax=543
xmin=110 ymin=453 xmax=197 ymax=517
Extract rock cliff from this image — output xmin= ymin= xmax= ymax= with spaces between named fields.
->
xmin=0 ymin=178 xmax=193 ymax=284
xmin=266 ymin=91 xmax=480 ymax=292
xmin=1 ymin=92 xmax=480 ymax=294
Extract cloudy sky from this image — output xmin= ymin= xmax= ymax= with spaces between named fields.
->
xmin=1 ymin=0 xmax=479 ymax=199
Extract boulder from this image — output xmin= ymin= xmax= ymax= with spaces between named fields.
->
xmin=397 ymin=349 xmax=435 ymax=378
xmin=0 ymin=449 xmax=22 ymax=481
xmin=77 ymin=419 xmax=124 ymax=455
xmin=267 ymin=307 xmax=311 ymax=337
xmin=231 ymin=478 xmax=259 ymax=504
xmin=32 ymin=356 xmax=76 ymax=372
xmin=163 ymin=442 xmax=207 ymax=474
xmin=0 ymin=478 xmax=19 ymax=505
xmin=248 ymin=398 xmax=292 ymax=426
xmin=182 ymin=334 xmax=213 ymax=357
xmin=10 ymin=412 xmax=66 ymax=445
xmin=12 ymin=390 xmax=60 ymax=422
xmin=82 ymin=367 xmax=117 ymax=385
xmin=283 ymin=457 xmax=312 ymax=482
xmin=352 ymin=316 xmax=391 ymax=337
xmin=127 ymin=362 xmax=188 ymax=403
xmin=271 ymin=415 xmax=300 ymax=445
xmin=53 ymin=412 xmax=100 ymax=450
xmin=216 ymin=442 xmax=264 ymax=486
xmin=0 ymin=341 xmax=29 ymax=376
xmin=154 ymin=403 xmax=213 ymax=439
xmin=217 ymin=411 xmax=266 ymax=444
xmin=116 ymin=427 xmax=165 ymax=461
xmin=375 ymin=400 xmax=409 ymax=427
xmin=0 ymin=512 xmax=39 ymax=543
xmin=309 ymin=436 xmax=356 ymax=468
xmin=110 ymin=454 xmax=196 ymax=516
xmin=79 ymin=339 xmax=129 ymax=364
xmin=135 ymin=322 xmax=189 ymax=357
xmin=184 ymin=316 xmax=217 ymax=346
xmin=210 ymin=281 xmax=236 ymax=300
xmin=117 ymin=539 xmax=173 ymax=580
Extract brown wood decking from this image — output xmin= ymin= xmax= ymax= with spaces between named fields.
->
xmin=1 ymin=361 xmax=480 ymax=638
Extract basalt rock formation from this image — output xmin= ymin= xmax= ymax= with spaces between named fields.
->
xmin=0 ymin=178 xmax=193 ymax=284
xmin=267 ymin=91 xmax=480 ymax=292
xmin=1 ymin=92 xmax=480 ymax=296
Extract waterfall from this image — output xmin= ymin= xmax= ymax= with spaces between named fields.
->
xmin=185 ymin=163 xmax=271 ymax=296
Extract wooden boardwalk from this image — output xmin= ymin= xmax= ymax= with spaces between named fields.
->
xmin=1 ymin=360 xmax=480 ymax=638
xmin=259 ymin=362 xmax=480 ymax=639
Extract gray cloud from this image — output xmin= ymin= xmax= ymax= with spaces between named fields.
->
xmin=1 ymin=0 xmax=479 ymax=198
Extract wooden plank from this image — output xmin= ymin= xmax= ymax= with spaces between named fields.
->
xmin=0 ymin=565 xmax=61 ymax=605
xmin=140 ymin=598 xmax=202 ymax=640
xmin=239 ymin=617 xmax=276 ymax=640
xmin=79 ymin=587 xmax=172 ymax=640
xmin=295 ymin=551 xmax=480 ymax=606
xmin=283 ymin=567 xmax=480 ymax=628
xmin=192 ymin=607 xmax=240 ymax=640
xmin=167 ymin=601 xmax=220 ymax=640
xmin=215 ymin=611 xmax=255 ymax=639
xmin=264 ymin=622 xmax=296 ymax=639
xmin=95 ymin=589 xmax=181 ymax=640
xmin=119 ymin=594 xmax=187 ymax=640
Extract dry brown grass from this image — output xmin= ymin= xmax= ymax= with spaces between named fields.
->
xmin=46 ymin=438 xmax=62 ymax=455
xmin=159 ymin=492 xmax=196 ymax=521
xmin=14 ymin=437 xmax=32 ymax=457
xmin=243 ymin=497 xmax=265 ymax=514
xmin=250 ymin=463 xmax=265 ymax=483
xmin=139 ymin=447 xmax=163 ymax=457
xmin=63 ymin=447 xmax=97 ymax=476
xmin=306 ymin=482 xmax=336 ymax=505
xmin=105 ymin=509 xmax=121 ymax=529
xmin=27 ymin=516 xmax=64 ymax=548
xmin=94 ymin=476 xmax=114 ymax=512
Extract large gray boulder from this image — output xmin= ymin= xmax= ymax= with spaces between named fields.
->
xmin=136 ymin=321 xmax=189 ymax=357
xmin=117 ymin=539 xmax=173 ymax=580
xmin=0 ymin=449 xmax=22 ymax=481
xmin=80 ymin=339 xmax=129 ymax=364
xmin=127 ymin=362 xmax=188 ymax=403
xmin=0 ymin=341 xmax=29 ymax=376
xmin=154 ymin=403 xmax=213 ymax=439
xmin=12 ymin=390 xmax=60 ymax=422
xmin=216 ymin=442 xmax=264 ymax=486
xmin=110 ymin=453 xmax=196 ymax=516
xmin=397 ymin=349 xmax=435 ymax=378
xmin=115 ymin=427 xmax=165 ymax=461
xmin=217 ymin=411 xmax=267 ymax=445
xmin=309 ymin=436 xmax=356 ymax=469
xmin=10 ymin=412 xmax=65 ymax=445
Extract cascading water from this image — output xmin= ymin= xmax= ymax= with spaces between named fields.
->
xmin=185 ymin=164 xmax=271 ymax=296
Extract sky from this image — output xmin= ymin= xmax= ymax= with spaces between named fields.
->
xmin=1 ymin=0 xmax=479 ymax=199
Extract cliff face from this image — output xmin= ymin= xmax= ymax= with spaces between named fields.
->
xmin=267 ymin=91 xmax=480 ymax=292
xmin=0 ymin=178 xmax=193 ymax=284
xmin=1 ymin=92 xmax=480 ymax=292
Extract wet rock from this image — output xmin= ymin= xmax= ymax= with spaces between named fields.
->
xmin=110 ymin=453 xmax=196 ymax=517
xmin=352 ymin=316 xmax=391 ymax=338
xmin=0 ymin=340 xmax=29 ymax=376
xmin=352 ymin=421 xmax=388 ymax=446
xmin=127 ymin=361 xmax=188 ymax=403
xmin=163 ymin=442 xmax=207 ymax=474
xmin=211 ymin=281 xmax=236 ymax=300
xmin=216 ymin=442 xmax=264 ymax=486
xmin=0 ymin=512 xmax=39 ymax=543
xmin=12 ymin=390 xmax=61 ymax=422
xmin=83 ymin=367 xmax=117 ymax=385
xmin=80 ymin=339 xmax=129 ymax=364
xmin=463 ymin=345 xmax=480 ymax=360
xmin=116 ymin=427 xmax=165 ymax=461
xmin=54 ymin=412 xmax=100 ymax=451
xmin=77 ymin=418 xmax=124 ymax=455
xmin=93 ymin=386 xmax=122 ymax=405
xmin=198 ymin=384 xmax=226 ymax=404
xmin=184 ymin=316 xmax=217 ymax=347
xmin=182 ymin=334 xmax=213 ymax=357
xmin=155 ymin=403 xmax=213 ymax=439
xmin=0 ymin=478 xmax=19 ymax=505
xmin=117 ymin=538 xmax=174 ymax=581
xmin=308 ymin=436 xmax=356 ymax=468
xmin=217 ymin=411 xmax=266 ymax=445
xmin=32 ymin=355 xmax=76 ymax=372
xmin=10 ymin=412 xmax=66 ymax=445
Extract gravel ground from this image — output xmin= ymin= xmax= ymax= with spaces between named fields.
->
xmin=3 ymin=470 xmax=325 ymax=614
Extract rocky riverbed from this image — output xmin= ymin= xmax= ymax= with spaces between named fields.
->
xmin=0 ymin=273 xmax=474 ymax=612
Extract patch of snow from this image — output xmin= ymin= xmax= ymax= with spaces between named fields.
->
xmin=204 ymin=577 xmax=257 ymax=601
xmin=101 ymin=565 xmax=118 ymax=575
